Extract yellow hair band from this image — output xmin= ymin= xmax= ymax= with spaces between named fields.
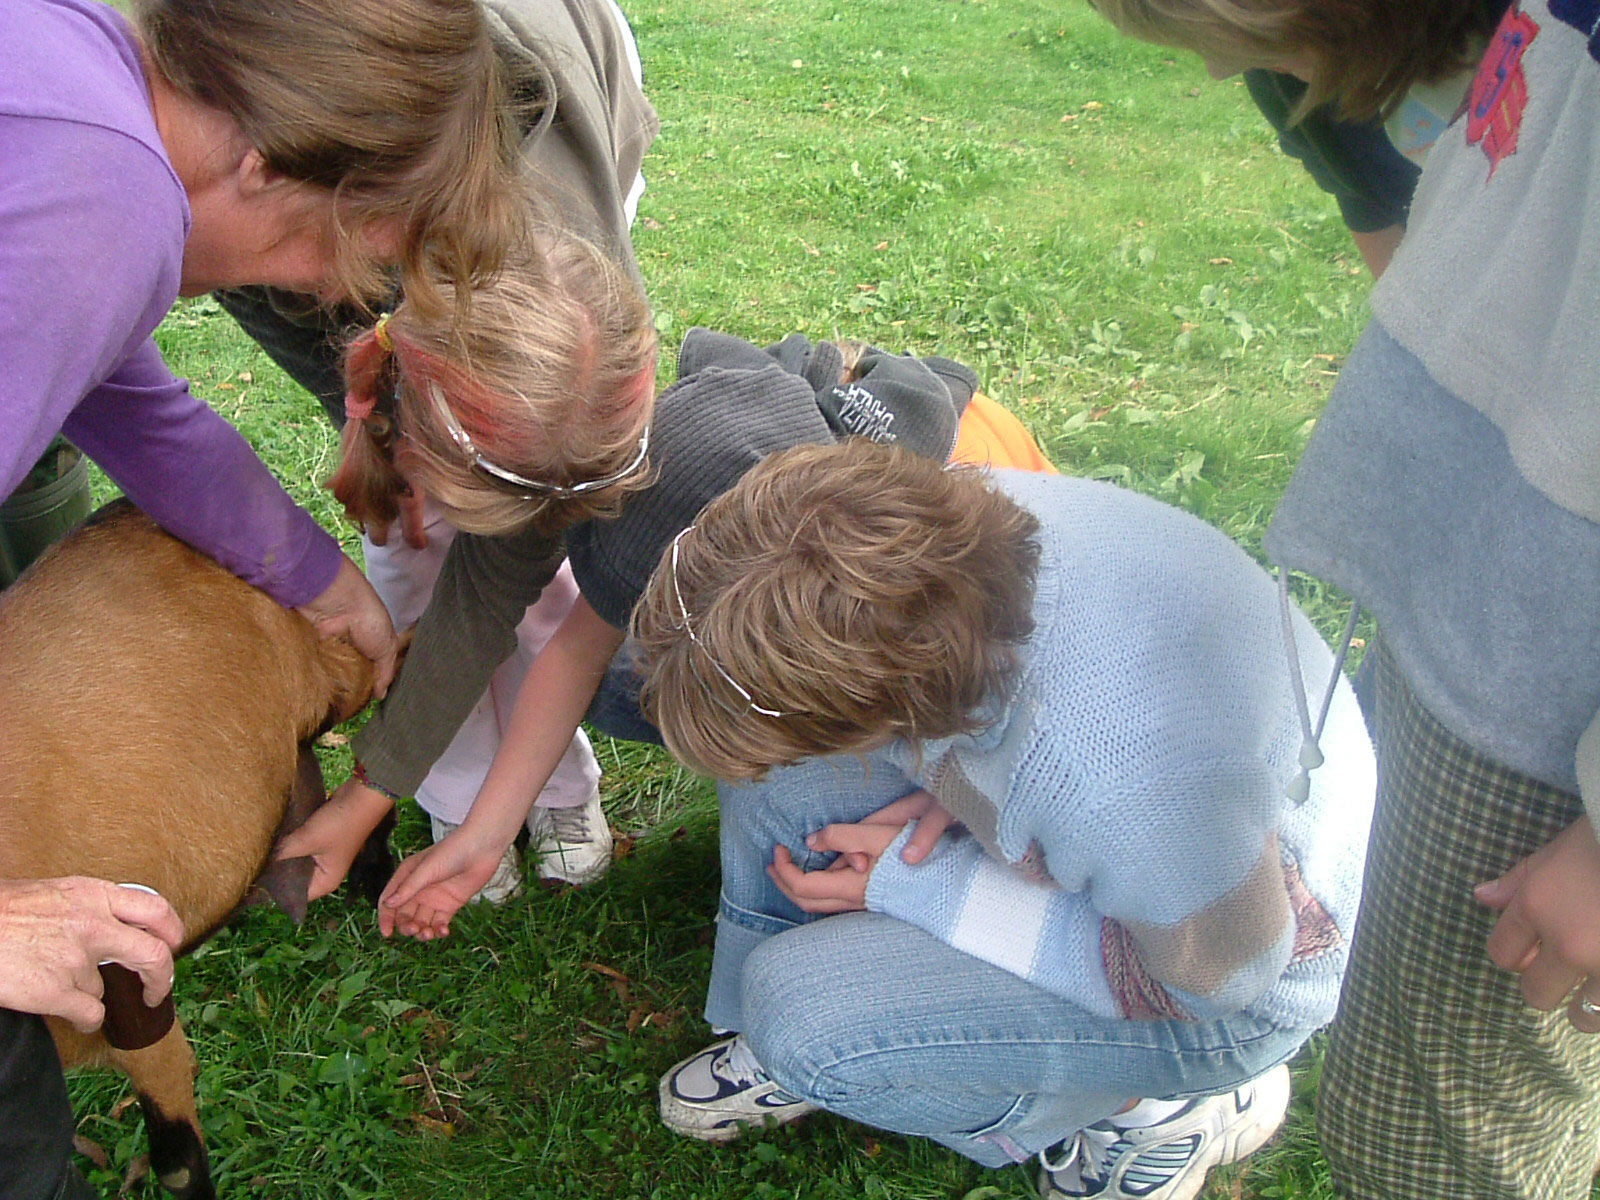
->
xmin=374 ymin=313 xmax=394 ymax=352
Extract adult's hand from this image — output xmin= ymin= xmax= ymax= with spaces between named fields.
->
xmin=1478 ymin=815 xmax=1600 ymax=1031
xmin=277 ymin=777 xmax=396 ymax=902
xmin=0 ymin=877 xmax=184 ymax=1032
xmin=296 ymin=553 xmax=399 ymax=695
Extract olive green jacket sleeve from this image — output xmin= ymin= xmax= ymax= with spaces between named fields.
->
xmin=351 ymin=523 xmax=566 ymax=795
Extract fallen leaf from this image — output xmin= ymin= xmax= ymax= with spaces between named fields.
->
xmin=874 ymin=241 xmax=889 ymax=251
xmin=73 ymin=1135 xmax=109 ymax=1170
xmin=410 ymin=1113 xmax=457 ymax=1137
xmin=119 ymin=1154 xmax=149 ymax=1196
xmin=1209 ymin=257 xmax=1234 ymax=265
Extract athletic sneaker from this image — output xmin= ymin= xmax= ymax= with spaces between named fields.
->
xmin=1039 ymin=1063 xmax=1292 ymax=1200
xmin=529 ymin=786 xmax=613 ymax=887
xmin=429 ymin=815 xmax=522 ymax=905
xmin=659 ymin=1034 xmax=818 ymax=1142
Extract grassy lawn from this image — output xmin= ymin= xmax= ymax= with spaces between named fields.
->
xmin=65 ymin=0 xmax=1376 ymax=1196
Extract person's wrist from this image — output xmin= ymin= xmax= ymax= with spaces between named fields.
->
xmin=352 ymin=760 xmax=404 ymax=804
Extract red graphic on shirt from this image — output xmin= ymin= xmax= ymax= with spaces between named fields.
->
xmin=1465 ymin=5 xmax=1540 ymax=175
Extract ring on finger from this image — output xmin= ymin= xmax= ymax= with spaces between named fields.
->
xmin=1579 ymin=997 xmax=1600 ymax=1018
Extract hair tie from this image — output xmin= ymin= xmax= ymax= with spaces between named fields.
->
xmin=373 ymin=313 xmax=394 ymax=353
xmin=344 ymin=390 xmax=377 ymax=423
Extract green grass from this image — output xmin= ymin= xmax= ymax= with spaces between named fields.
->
xmin=65 ymin=0 xmax=1373 ymax=1195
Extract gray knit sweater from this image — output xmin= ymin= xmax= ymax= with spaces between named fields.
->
xmin=1267 ymin=4 xmax=1600 ymax=807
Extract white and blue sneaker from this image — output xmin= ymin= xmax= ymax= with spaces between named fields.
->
xmin=1039 ymin=1064 xmax=1291 ymax=1200
xmin=659 ymin=1034 xmax=818 ymax=1142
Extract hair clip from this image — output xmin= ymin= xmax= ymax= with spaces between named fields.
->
xmin=424 ymin=381 xmax=650 ymax=499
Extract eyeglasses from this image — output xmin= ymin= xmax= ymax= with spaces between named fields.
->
xmin=426 ymin=380 xmax=651 ymax=499
xmin=667 ymin=528 xmax=795 ymax=718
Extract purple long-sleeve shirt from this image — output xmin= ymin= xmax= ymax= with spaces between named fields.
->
xmin=0 ymin=0 xmax=340 ymax=605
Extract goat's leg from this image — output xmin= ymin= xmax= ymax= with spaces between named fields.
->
xmin=110 ymin=1023 xmax=214 ymax=1200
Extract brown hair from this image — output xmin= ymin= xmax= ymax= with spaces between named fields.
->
xmin=328 ymin=230 xmax=658 ymax=539
xmin=633 ymin=440 xmax=1042 ymax=780
xmin=1088 ymin=0 xmax=1497 ymax=119
xmin=135 ymin=0 xmax=525 ymax=310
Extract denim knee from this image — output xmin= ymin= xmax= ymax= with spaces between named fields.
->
xmin=739 ymin=929 xmax=872 ymax=1104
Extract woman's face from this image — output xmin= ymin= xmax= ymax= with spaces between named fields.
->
xmin=181 ymin=183 xmax=341 ymax=297
xmin=179 ymin=157 xmax=401 ymax=299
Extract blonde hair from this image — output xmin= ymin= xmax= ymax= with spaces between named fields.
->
xmin=135 ymin=0 xmax=525 ymax=311
xmin=328 ymin=230 xmax=657 ymax=539
xmin=1089 ymin=0 xmax=1496 ymax=119
xmin=633 ymin=441 xmax=1041 ymax=781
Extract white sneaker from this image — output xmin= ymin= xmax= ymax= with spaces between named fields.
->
xmin=528 ymin=786 xmax=613 ymax=887
xmin=428 ymin=815 xmax=522 ymax=905
xmin=1039 ymin=1064 xmax=1292 ymax=1200
xmin=659 ymin=1034 xmax=818 ymax=1142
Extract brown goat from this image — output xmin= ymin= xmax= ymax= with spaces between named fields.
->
xmin=0 ymin=501 xmax=381 ymax=1200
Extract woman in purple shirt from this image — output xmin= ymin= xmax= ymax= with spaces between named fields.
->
xmin=0 ymin=1 xmax=526 ymax=1195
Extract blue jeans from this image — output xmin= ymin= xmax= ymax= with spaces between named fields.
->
xmin=708 ymin=752 xmax=1313 ymax=1167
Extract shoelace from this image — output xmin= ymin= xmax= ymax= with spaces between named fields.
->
xmin=718 ymin=1036 xmax=771 ymax=1087
xmin=1040 ymin=1122 xmax=1121 ymax=1190
xmin=546 ymin=803 xmax=596 ymax=843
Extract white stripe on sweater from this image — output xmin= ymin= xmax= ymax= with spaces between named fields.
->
xmin=946 ymin=855 xmax=1056 ymax=979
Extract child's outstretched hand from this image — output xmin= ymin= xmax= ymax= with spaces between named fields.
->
xmin=379 ymin=828 xmax=508 ymax=940
xmin=767 ymin=790 xmax=960 ymax=914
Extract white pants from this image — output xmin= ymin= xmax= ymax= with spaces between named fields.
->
xmin=363 ymin=504 xmax=600 ymax=827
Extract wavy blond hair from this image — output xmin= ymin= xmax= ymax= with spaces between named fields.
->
xmin=328 ymin=230 xmax=657 ymax=539
xmin=136 ymin=0 xmax=526 ymax=311
xmin=633 ymin=440 xmax=1042 ymax=781
xmin=1089 ymin=0 xmax=1497 ymax=119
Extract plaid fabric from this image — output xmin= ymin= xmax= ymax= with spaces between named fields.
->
xmin=1319 ymin=645 xmax=1600 ymax=1199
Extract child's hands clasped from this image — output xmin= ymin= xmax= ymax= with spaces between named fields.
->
xmin=379 ymin=826 xmax=510 ymax=941
xmin=767 ymin=790 xmax=958 ymax=915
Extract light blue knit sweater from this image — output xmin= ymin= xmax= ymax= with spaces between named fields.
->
xmin=867 ymin=471 xmax=1375 ymax=1030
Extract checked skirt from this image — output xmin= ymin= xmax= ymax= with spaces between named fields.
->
xmin=1319 ymin=645 xmax=1600 ymax=1199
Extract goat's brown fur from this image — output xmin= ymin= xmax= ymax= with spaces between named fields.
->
xmin=0 ymin=501 xmax=375 ymax=1199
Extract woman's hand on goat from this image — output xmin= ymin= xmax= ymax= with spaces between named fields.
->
xmin=378 ymin=828 xmax=506 ymax=940
xmin=278 ymin=778 xmax=395 ymax=902
xmin=296 ymin=553 xmax=400 ymax=695
xmin=0 ymin=877 xmax=183 ymax=1032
